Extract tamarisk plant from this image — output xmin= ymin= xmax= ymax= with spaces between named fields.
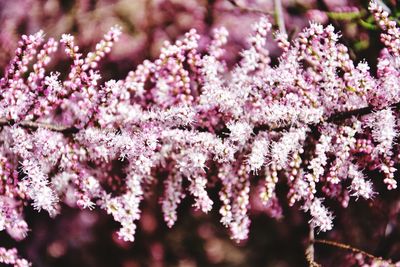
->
xmin=0 ymin=1 xmax=400 ymax=265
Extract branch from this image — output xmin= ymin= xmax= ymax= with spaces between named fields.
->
xmin=326 ymin=106 xmax=372 ymax=122
xmin=313 ymin=239 xmax=379 ymax=260
xmin=0 ymin=118 xmax=79 ymax=134
xmin=225 ymin=0 xmax=271 ymax=15
xmin=0 ymin=101 xmax=398 ymax=135
xmin=306 ymin=226 xmax=321 ymax=267
xmin=274 ymin=0 xmax=286 ymax=35
xmin=328 ymin=100 xmax=400 ymax=122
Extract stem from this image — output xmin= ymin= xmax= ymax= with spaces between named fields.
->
xmin=306 ymin=226 xmax=321 ymax=267
xmin=313 ymin=239 xmax=379 ymax=260
xmin=328 ymin=100 xmax=400 ymax=123
xmin=377 ymin=0 xmax=391 ymax=14
xmin=0 ymin=119 xmax=79 ymax=134
xmin=0 ymin=101 xmax=397 ymax=134
xmin=225 ymin=0 xmax=271 ymax=15
xmin=274 ymin=0 xmax=286 ymax=35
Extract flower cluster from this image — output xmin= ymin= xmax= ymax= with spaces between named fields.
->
xmin=0 ymin=1 xmax=400 ymax=265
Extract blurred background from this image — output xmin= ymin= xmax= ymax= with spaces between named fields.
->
xmin=0 ymin=0 xmax=400 ymax=266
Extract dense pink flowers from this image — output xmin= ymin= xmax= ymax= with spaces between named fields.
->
xmin=1 ymin=1 xmax=400 ymax=265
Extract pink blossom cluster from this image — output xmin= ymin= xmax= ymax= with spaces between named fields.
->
xmin=0 ymin=1 xmax=400 ymax=265
xmin=350 ymin=253 xmax=400 ymax=267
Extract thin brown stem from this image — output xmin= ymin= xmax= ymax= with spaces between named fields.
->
xmin=306 ymin=226 xmax=321 ymax=267
xmin=313 ymin=239 xmax=379 ymax=260
xmin=0 ymin=119 xmax=79 ymax=134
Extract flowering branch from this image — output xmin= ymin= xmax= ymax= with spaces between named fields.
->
xmin=1 ymin=1 xmax=400 ymax=265
xmin=0 ymin=118 xmax=79 ymax=134
xmin=2 ymin=99 xmax=399 ymax=136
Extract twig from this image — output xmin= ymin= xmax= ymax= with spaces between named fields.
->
xmin=225 ymin=0 xmax=271 ymax=15
xmin=328 ymin=100 xmax=400 ymax=122
xmin=377 ymin=0 xmax=391 ymax=14
xmin=306 ymin=226 xmax=321 ymax=267
xmin=0 ymin=119 xmax=79 ymax=134
xmin=0 ymin=101 xmax=398 ymax=135
xmin=313 ymin=239 xmax=379 ymax=260
xmin=274 ymin=0 xmax=286 ymax=35
xmin=254 ymin=101 xmax=396 ymax=134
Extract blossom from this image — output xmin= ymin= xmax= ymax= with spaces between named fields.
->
xmin=247 ymin=134 xmax=269 ymax=173
xmin=306 ymin=198 xmax=334 ymax=232
xmin=365 ymin=108 xmax=397 ymax=156
xmin=1 ymin=2 xmax=400 ymax=263
xmin=348 ymin=164 xmax=375 ymax=200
